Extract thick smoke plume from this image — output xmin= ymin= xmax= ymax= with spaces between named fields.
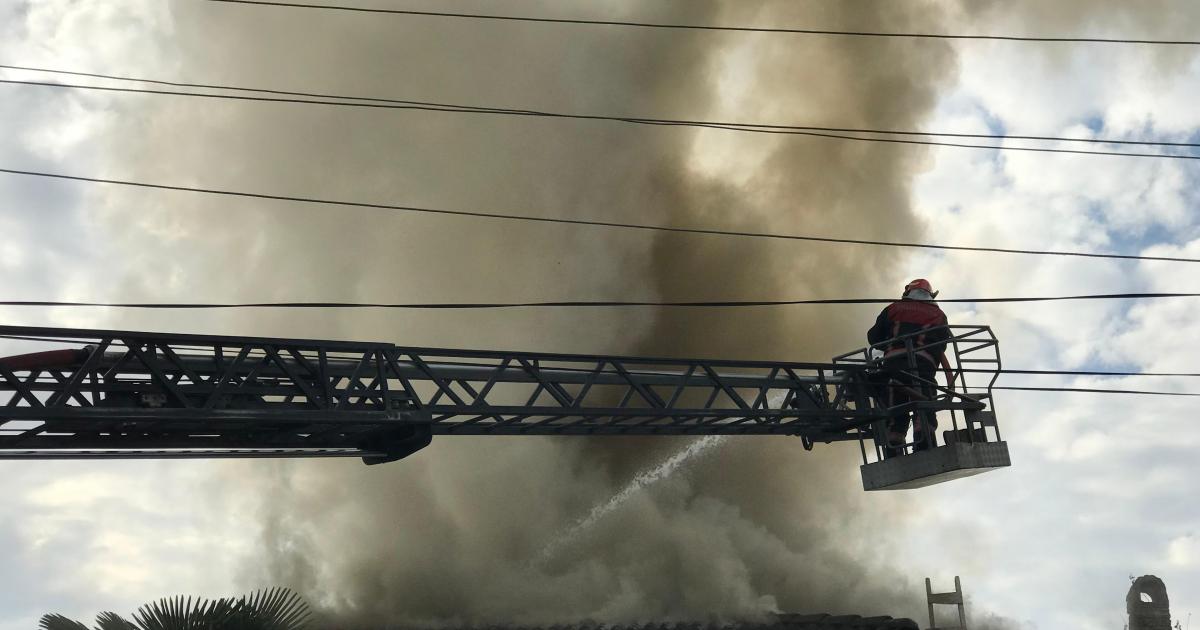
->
xmin=85 ymin=0 xmax=986 ymax=625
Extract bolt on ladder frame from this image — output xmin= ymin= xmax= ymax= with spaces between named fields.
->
xmin=926 ymin=576 xmax=968 ymax=630
xmin=833 ymin=325 xmax=1009 ymax=491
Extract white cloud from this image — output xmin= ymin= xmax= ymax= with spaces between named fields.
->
xmin=1166 ymin=535 xmax=1199 ymax=568
xmin=0 ymin=3 xmax=252 ymax=629
xmin=900 ymin=15 xmax=1200 ymax=628
xmin=2 ymin=2 xmax=1200 ymax=629
xmin=0 ymin=460 xmax=260 ymax=630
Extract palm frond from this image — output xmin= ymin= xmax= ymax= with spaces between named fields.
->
xmin=95 ymin=611 xmax=138 ymax=630
xmin=37 ymin=614 xmax=90 ymax=630
xmin=231 ymin=587 xmax=312 ymax=630
xmin=130 ymin=594 xmax=240 ymax=630
xmin=41 ymin=588 xmax=311 ymax=630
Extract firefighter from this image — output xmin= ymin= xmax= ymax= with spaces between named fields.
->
xmin=867 ymin=279 xmax=955 ymax=458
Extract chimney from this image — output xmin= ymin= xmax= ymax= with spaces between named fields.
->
xmin=1127 ymin=575 xmax=1171 ymax=630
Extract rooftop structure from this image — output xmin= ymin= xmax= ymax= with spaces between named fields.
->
xmin=1127 ymin=575 xmax=1171 ymax=630
xmin=467 ymin=614 xmax=918 ymax=630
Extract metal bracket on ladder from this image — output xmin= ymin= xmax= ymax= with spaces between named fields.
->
xmin=926 ymin=576 xmax=968 ymax=630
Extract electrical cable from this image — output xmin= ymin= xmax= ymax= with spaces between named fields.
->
xmin=4 ymin=65 xmax=1199 ymax=152
xmin=0 ymin=334 xmax=1192 ymax=378
xmin=0 ymin=334 xmax=1190 ymax=378
xmin=987 ymin=385 xmax=1200 ymax=396
xmin=1 ymin=336 xmax=1194 ymax=397
xmin=1 ymin=294 xmax=1199 ymax=309
xmin=1 ymin=339 xmax=1194 ymax=398
xmin=3 ymin=166 xmax=1199 ymax=265
xmin=963 ymin=368 xmax=1200 ymax=378
xmin=205 ymin=0 xmax=1200 ymax=46
xmin=2 ymin=77 xmax=1196 ymax=161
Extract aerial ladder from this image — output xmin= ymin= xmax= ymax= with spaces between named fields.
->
xmin=0 ymin=324 xmax=1009 ymax=491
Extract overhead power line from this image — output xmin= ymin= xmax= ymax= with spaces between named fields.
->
xmin=0 ymin=333 xmax=1192 ymax=379
xmin=1 ymin=295 xmax=1199 ymax=309
xmin=206 ymin=0 xmax=1200 ymax=46
xmin=4 ymin=65 xmax=1199 ymax=152
xmin=0 ymin=332 xmax=1190 ymax=379
xmin=989 ymin=386 xmax=1200 ymax=397
xmin=0 ymin=164 xmax=1195 ymax=262
xmin=2 ymin=74 xmax=1197 ymax=161
xmin=0 ymin=333 xmax=1196 ymax=398
xmin=3 ymin=166 xmax=1199 ymax=265
xmin=966 ymin=368 xmax=1200 ymax=378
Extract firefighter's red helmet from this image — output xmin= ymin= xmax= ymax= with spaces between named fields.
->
xmin=903 ymin=278 xmax=939 ymax=298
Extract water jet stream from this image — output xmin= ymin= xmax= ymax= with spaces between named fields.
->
xmin=535 ymin=434 xmax=729 ymax=565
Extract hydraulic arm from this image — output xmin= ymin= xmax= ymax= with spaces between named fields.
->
xmin=0 ymin=324 xmax=1008 ymax=490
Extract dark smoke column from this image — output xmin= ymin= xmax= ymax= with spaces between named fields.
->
xmin=1126 ymin=575 xmax=1171 ymax=630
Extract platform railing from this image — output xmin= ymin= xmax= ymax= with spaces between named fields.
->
xmin=833 ymin=325 xmax=1001 ymax=464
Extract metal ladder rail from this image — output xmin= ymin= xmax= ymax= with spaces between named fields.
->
xmin=926 ymin=576 xmax=968 ymax=630
xmin=0 ymin=325 xmax=884 ymax=458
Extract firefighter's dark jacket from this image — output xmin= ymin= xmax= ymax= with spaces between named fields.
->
xmin=867 ymin=298 xmax=950 ymax=362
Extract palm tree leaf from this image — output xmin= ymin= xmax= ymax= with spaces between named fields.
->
xmin=37 ymin=614 xmax=90 ymax=630
xmin=131 ymin=594 xmax=240 ymax=630
xmin=232 ymin=588 xmax=311 ymax=630
xmin=40 ymin=588 xmax=311 ymax=630
xmin=95 ymin=611 xmax=138 ymax=630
